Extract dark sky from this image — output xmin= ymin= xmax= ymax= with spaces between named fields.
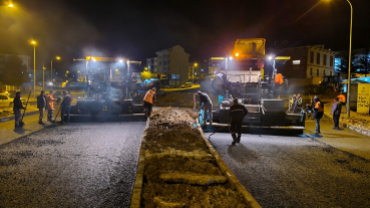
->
xmin=0 ymin=0 xmax=369 ymax=71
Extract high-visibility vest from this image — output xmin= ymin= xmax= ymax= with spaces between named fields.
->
xmin=315 ymin=101 xmax=323 ymax=112
xmin=47 ymin=94 xmax=55 ymax=110
xmin=338 ymin=94 xmax=346 ymax=102
xmin=143 ymin=90 xmax=155 ymax=104
xmin=275 ymin=73 xmax=284 ymax=84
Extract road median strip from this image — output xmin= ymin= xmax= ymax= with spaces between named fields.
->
xmin=130 ymin=107 xmax=261 ymax=208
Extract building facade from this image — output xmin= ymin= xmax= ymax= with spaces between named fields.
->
xmin=271 ymin=45 xmax=335 ymax=79
xmin=146 ymin=45 xmax=190 ymax=86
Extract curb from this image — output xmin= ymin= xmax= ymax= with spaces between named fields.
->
xmin=130 ymin=119 xmax=149 ymax=208
xmin=196 ymin=123 xmax=262 ymax=208
xmin=0 ymin=110 xmax=39 ymax=123
xmin=323 ymin=113 xmax=370 ymax=136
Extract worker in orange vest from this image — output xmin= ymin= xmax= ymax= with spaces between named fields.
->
xmin=46 ymin=91 xmax=57 ymax=122
xmin=313 ymin=96 xmax=324 ymax=134
xmin=275 ymin=73 xmax=284 ymax=85
xmin=143 ymin=87 xmax=156 ymax=118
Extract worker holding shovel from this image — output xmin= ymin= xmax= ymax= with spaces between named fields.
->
xmin=13 ymin=92 xmax=26 ymax=128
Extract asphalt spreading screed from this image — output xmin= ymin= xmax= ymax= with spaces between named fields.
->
xmin=141 ymin=107 xmax=249 ymax=208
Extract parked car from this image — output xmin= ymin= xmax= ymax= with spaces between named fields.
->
xmin=0 ymin=93 xmax=26 ymax=108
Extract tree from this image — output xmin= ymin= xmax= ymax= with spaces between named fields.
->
xmin=0 ymin=55 xmax=28 ymax=86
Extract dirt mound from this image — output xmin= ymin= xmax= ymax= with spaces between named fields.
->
xmin=141 ymin=108 xmax=249 ymax=207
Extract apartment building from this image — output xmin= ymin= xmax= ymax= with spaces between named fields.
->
xmin=146 ymin=45 xmax=190 ymax=86
xmin=271 ymin=45 xmax=335 ymax=79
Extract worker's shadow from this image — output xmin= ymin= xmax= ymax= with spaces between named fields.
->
xmin=13 ymin=127 xmax=26 ymax=135
xmin=227 ymin=143 xmax=259 ymax=164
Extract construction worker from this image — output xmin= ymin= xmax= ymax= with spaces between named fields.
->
xmin=275 ymin=71 xmax=284 ymax=85
xmin=37 ymin=90 xmax=47 ymax=124
xmin=13 ymin=92 xmax=25 ymax=128
xmin=331 ymin=97 xmax=341 ymax=130
xmin=313 ymin=96 xmax=324 ymax=134
xmin=195 ymin=90 xmax=213 ymax=126
xmin=295 ymin=93 xmax=303 ymax=113
xmin=61 ymin=91 xmax=72 ymax=124
xmin=229 ymin=98 xmax=248 ymax=145
xmin=337 ymin=93 xmax=346 ymax=113
xmin=46 ymin=91 xmax=57 ymax=122
xmin=290 ymin=94 xmax=297 ymax=113
xmin=143 ymin=87 xmax=156 ymax=118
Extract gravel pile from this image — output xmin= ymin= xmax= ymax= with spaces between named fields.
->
xmin=141 ymin=107 xmax=249 ymax=208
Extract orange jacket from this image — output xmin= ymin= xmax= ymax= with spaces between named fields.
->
xmin=338 ymin=94 xmax=346 ymax=102
xmin=315 ymin=101 xmax=323 ymax=112
xmin=275 ymin=73 xmax=284 ymax=84
xmin=46 ymin=94 xmax=57 ymax=110
xmin=143 ymin=90 xmax=156 ymax=104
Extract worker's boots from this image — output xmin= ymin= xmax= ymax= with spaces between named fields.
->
xmin=237 ymin=135 xmax=241 ymax=143
xmin=231 ymin=133 xmax=237 ymax=145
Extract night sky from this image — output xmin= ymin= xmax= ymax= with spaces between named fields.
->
xmin=0 ymin=0 xmax=369 ymax=71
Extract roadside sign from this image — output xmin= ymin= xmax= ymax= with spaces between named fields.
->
xmin=357 ymin=83 xmax=370 ymax=114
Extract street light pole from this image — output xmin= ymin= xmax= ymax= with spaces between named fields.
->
xmin=346 ymin=0 xmax=353 ymax=118
xmin=32 ymin=41 xmax=36 ymax=94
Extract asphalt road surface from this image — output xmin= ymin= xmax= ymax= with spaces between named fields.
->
xmin=206 ymin=117 xmax=370 ymax=208
xmin=0 ymin=121 xmax=146 ymax=207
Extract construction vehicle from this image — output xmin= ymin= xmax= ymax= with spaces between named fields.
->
xmin=201 ymin=38 xmax=306 ymax=133
xmin=69 ymin=57 xmax=145 ymax=121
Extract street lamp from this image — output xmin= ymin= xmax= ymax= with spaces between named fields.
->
xmin=30 ymin=40 xmax=37 ymax=94
xmin=192 ymin=63 xmax=198 ymax=84
xmin=325 ymin=0 xmax=353 ymax=117
xmin=51 ymin=56 xmax=61 ymax=83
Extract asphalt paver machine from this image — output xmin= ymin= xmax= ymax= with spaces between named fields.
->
xmin=203 ymin=39 xmax=306 ymax=133
xmin=69 ymin=56 xmax=145 ymax=121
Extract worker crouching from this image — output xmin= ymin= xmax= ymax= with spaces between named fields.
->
xmin=143 ymin=87 xmax=156 ymax=118
xmin=229 ymin=98 xmax=248 ymax=145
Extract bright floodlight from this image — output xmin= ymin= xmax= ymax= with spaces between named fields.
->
xmin=119 ymin=59 xmax=123 ymax=63
xmin=8 ymin=4 xmax=13 ymax=7
xmin=229 ymin=56 xmax=233 ymax=60
xmin=268 ymin=56 xmax=273 ymax=60
xmin=235 ymin=53 xmax=239 ymax=57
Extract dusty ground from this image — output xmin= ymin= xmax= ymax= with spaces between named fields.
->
xmin=141 ymin=107 xmax=249 ymax=207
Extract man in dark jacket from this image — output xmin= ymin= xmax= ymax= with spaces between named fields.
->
xmin=61 ymin=91 xmax=72 ymax=124
xmin=331 ymin=97 xmax=341 ymax=129
xmin=313 ymin=96 xmax=324 ymax=134
xmin=13 ymin=92 xmax=25 ymax=127
xmin=229 ymin=98 xmax=248 ymax=145
xmin=37 ymin=90 xmax=47 ymax=124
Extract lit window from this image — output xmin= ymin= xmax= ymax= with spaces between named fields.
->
xmin=292 ymin=60 xmax=301 ymax=65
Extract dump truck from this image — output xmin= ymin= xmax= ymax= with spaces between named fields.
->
xmin=201 ymin=38 xmax=306 ymax=133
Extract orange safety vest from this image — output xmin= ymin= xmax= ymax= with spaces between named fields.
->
xmin=46 ymin=94 xmax=55 ymax=110
xmin=275 ymin=73 xmax=284 ymax=84
xmin=315 ymin=101 xmax=323 ymax=112
xmin=143 ymin=90 xmax=155 ymax=104
xmin=338 ymin=94 xmax=346 ymax=102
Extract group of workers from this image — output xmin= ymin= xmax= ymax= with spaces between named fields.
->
xmin=194 ymin=90 xmax=248 ymax=145
xmin=13 ymin=90 xmax=72 ymax=128
xmin=308 ymin=93 xmax=346 ymax=134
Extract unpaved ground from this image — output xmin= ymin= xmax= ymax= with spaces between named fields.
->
xmin=141 ymin=107 xmax=249 ymax=207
